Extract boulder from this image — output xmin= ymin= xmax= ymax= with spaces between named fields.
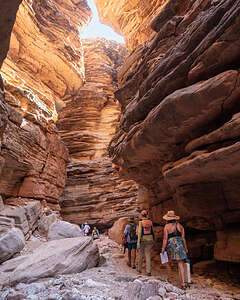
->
xmin=0 ymin=227 xmax=25 ymax=263
xmin=0 ymin=216 xmax=15 ymax=233
xmin=0 ymin=201 xmax=41 ymax=239
xmin=108 ymin=217 xmax=130 ymax=244
xmin=47 ymin=221 xmax=83 ymax=241
xmin=0 ymin=237 xmax=99 ymax=285
xmin=38 ymin=213 xmax=58 ymax=236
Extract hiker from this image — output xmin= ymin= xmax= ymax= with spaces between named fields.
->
xmin=83 ymin=222 xmax=91 ymax=236
xmin=124 ymin=216 xmax=138 ymax=268
xmin=137 ymin=210 xmax=154 ymax=276
xmin=161 ymin=210 xmax=188 ymax=289
xmin=92 ymin=226 xmax=100 ymax=240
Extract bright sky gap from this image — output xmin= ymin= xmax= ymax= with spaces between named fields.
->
xmin=81 ymin=0 xmax=125 ymax=43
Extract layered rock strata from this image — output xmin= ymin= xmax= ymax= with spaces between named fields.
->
xmin=106 ymin=0 xmax=240 ymax=262
xmin=58 ymin=39 xmax=138 ymax=229
xmin=94 ymin=0 xmax=169 ymax=51
xmin=0 ymin=0 xmax=92 ymax=211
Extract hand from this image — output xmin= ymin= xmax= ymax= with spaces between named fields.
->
xmin=185 ymin=248 xmax=188 ymax=253
xmin=137 ymin=244 xmax=140 ymax=249
xmin=161 ymin=248 xmax=166 ymax=254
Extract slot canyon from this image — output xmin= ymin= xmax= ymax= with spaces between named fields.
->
xmin=0 ymin=0 xmax=240 ymax=299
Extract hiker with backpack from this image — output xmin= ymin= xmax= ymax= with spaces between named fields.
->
xmin=137 ymin=210 xmax=155 ymax=276
xmin=83 ymin=222 xmax=91 ymax=236
xmin=92 ymin=226 xmax=100 ymax=240
xmin=124 ymin=216 xmax=138 ymax=268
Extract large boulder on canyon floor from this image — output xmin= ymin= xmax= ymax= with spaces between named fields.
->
xmin=47 ymin=220 xmax=83 ymax=241
xmin=0 ymin=200 xmax=41 ymax=239
xmin=38 ymin=213 xmax=59 ymax=236
xmin=0 ymin=227 xmax=25 ymax=263
xmin=0 ymin=237 xmax=99 ymax=285
xmin=108 ymin=217 xmax=130 ymax=244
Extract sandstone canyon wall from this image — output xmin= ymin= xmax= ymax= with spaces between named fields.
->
xmin=0 ymin=0 xmax=91 ymax=220
xmin=97 ymin=0 xmax=240 ymax=263
xmin=58 ymin=38 xmax=138 ymax=229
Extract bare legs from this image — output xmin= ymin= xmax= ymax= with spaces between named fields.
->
xmin=128 ymin=249 xmax=136 ymax=267
xmin=178 ymin=260 xmax=186 ymax=288
xmin=166 ymin=262 xmax=171 ymax=281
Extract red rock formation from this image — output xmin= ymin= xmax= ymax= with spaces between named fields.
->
xmin=104 ymin=0 xmax=240 ymax=262
xmin=94 ymin=0 xmax=169 ymax=51
xmin=0 ymin=0 xmax=92 ymax=211
xmin=58 ymin=38 xmax=139 ymax=229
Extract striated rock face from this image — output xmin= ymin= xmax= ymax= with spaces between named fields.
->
xmin=2 ymin=0 xmax=91 ymax=125
xmin=94 ymin=0 xmax=169 ymax=51
xmin=107 ymin=0 xmax=240 ymax=262
xmin=0 ymin=1 xmax=92 ymax=211
xmin=58 ymin=38 xmax=138 ymax=229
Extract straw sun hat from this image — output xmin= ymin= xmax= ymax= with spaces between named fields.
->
xmin=163 ymin=210 xmax=180 ymax=221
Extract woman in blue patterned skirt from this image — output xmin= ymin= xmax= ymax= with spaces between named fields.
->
xmin=161 ymin=210 xmax=188 ymax=289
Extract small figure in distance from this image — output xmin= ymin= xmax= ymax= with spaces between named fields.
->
xmin=83 ymin=222 xmax=91 ymax=236
xmin=137 ymin=210 xmax=155 ymax=276
xmin=124 ymin=216 xmax=138 ymax=268
xmin=92 ymin=226 xmax=100 ymax=240
xmin=161 ymin=210 xmax=188 ymax=289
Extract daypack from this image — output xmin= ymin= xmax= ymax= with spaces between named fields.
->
xmin=122 ymin=233 xmax=127 ymax=245
xmin=129 ymin=223 xmax=137 ymax=240
xmin=141 ymin=219 xmax=153 ymax=235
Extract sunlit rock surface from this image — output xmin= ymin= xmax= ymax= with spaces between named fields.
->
xmin=107 ymin=0 xmax=240 ymax=262
xmin=58 ymin=38 xmax=138 ymax=229
xmin=0 ymin=0 xmax=92 ymax=210
xmin=1 ymin=0 xmax=91 ymax=125
xmin=94 ymin=0 xmax=169 ymax=51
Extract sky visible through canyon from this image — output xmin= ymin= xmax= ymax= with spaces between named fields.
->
xmin=82 ymin=0 xmax=125 ymax=43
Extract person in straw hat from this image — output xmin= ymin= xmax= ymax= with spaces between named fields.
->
xmin=161 ymin=210 xmax=188 ymax=289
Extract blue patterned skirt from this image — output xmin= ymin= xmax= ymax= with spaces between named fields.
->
xmin=167 ymin=236 xmax=187 ymax=261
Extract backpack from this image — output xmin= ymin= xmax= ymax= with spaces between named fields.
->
xmin=129 ymin=223 xmax=137 ymax=241
xmin=141 ymin=219 xmax=153 ymax=235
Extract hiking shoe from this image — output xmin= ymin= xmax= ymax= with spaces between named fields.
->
xmin=146 ymin=272 xmax=151 ymax=276
xmin=132 ymin=265 xmax=136 ymax=269
xmin=127 ymin=262 xmax=131 ymax=267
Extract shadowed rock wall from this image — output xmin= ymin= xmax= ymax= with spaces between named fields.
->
xmin=58 ymin=39 xmax=138 ymax=229
xmin=104 ymin=0 xmax=240 ymax=262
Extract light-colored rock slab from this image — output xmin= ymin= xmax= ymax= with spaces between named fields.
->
xmin=38 ymin=213 xmax=58 ymax=235
xmin=0 ymin=237 xmax=99 ymax=285
xmin=47 ymin=220 xmax=83 ymax=241
xmin=0 ymin=227 xmax=25 ymax=263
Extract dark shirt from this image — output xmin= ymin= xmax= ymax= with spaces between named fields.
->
xmin=168 ymin=224 xmax=182 ymax=239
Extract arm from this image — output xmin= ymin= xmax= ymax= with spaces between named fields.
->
xmin=179 ymin=223 xmax=188 ymax=253
xmin=137 ymin=221 xmax=142 ymax=248
xmin=162 ymin=225 xmax=168 ymax=252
